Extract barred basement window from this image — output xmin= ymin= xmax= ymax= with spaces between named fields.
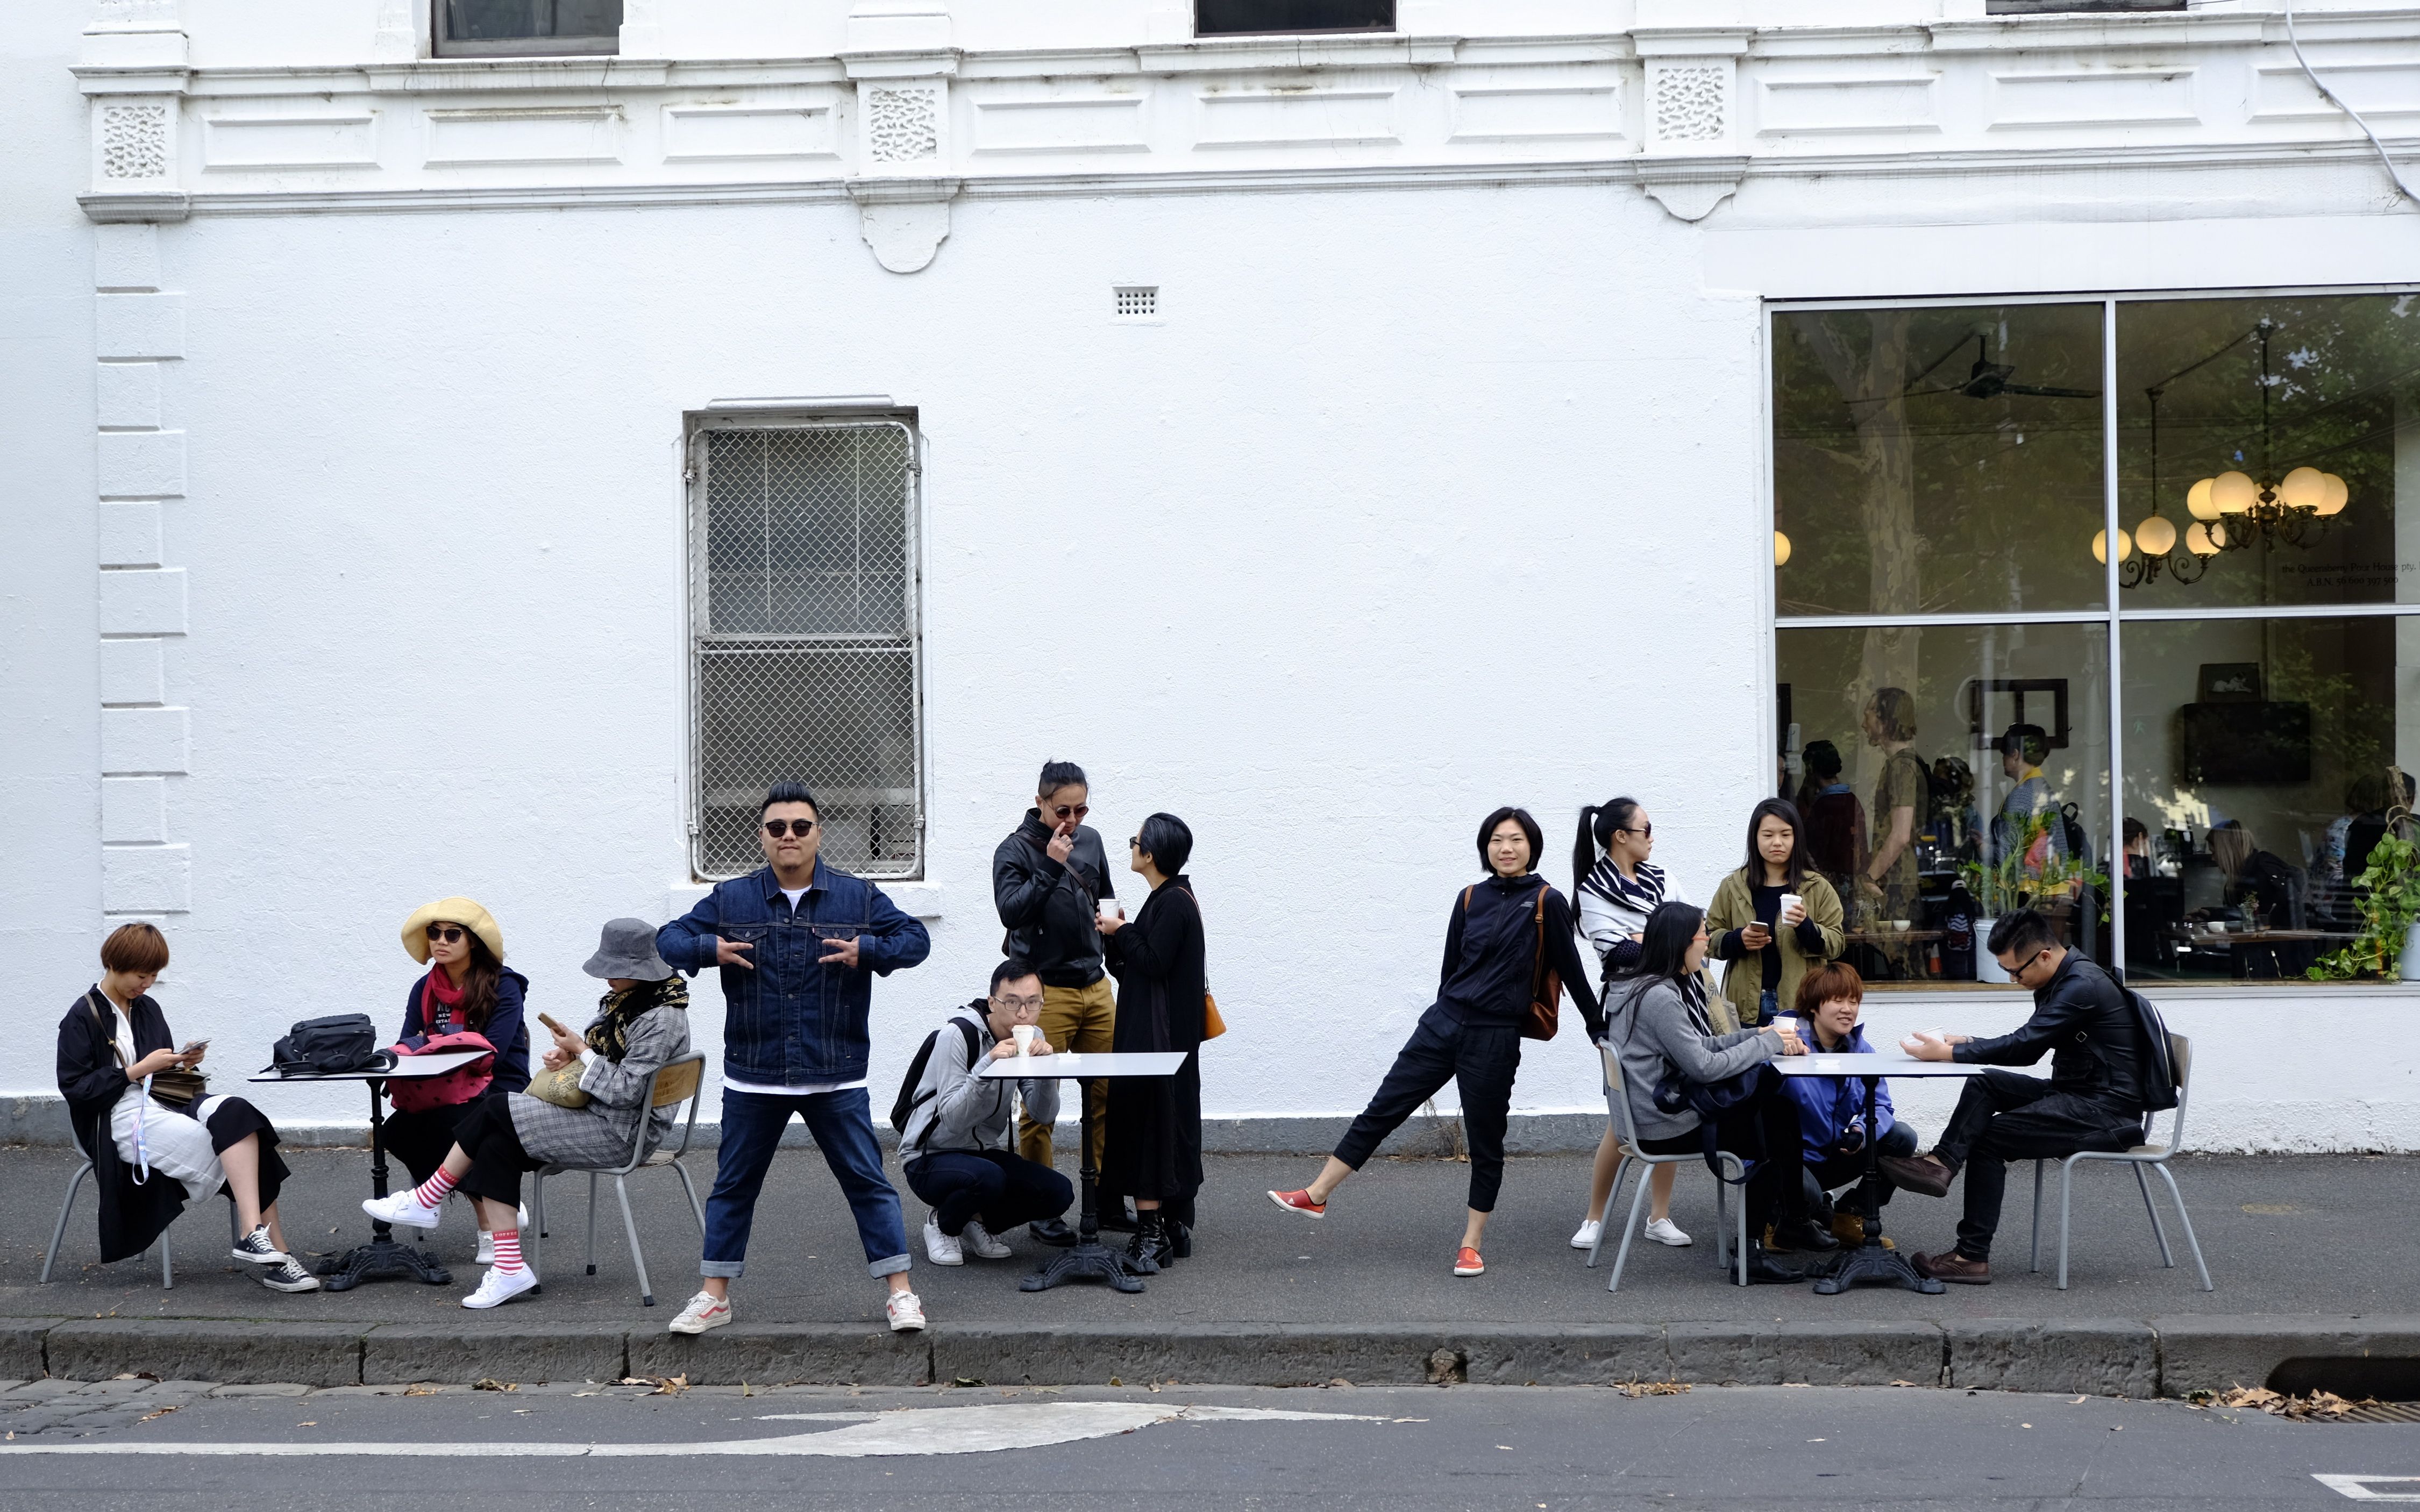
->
xmin=435 ymin=0 xmax=622 ymax=55
xmin=688 ymin=416 xmax=923 ymax=880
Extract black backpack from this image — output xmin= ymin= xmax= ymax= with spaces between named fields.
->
xmin=888 ymin=1015 xmax=984 ymax=1147
xmin=2120 ymin=986 xmax=2181 ymax=1114
xmin=269 ymin=1014 xmax=393 ymax=1076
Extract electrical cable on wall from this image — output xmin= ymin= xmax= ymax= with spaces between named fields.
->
xmin=2282 ymin=0 xmax=2420 ymax=209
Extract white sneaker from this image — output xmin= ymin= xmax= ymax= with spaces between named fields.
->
xmin=461 ymin=1264 xmax=540 ymax=1310
xmin=922 ymin=1217 xmax=964 ymax=1266
xmin=475 ymin=1230 xmax=495 ymax=1265
xmin=668 ymin=1290 xmax=732 ymax=1335
xmin=362 ymin=1190 xmax=442 ymax=1230
xmin=960 ymin=1218 xmax=1013 ymax=1260
xmin=886 ymin=1289 xmax=927 ymax=1333
xmin=1569 ymin=1219 xmax=1603 ymax=1251
xmin=1645 ymin=1217 xmax=1694 ymax=1247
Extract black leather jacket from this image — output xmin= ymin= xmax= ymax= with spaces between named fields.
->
xmin=992 ymin=811 xmax=1117 ymax=988
xmin=1954 ymin=951 xmax=2144 ymax=1108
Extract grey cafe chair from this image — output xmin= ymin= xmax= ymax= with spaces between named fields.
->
xmin=2029 ymin=1031 xmax=2213 ymax=1291
xmin=528 ymin=1053 xmax=709 ymax=1307
xmin=1588 ymin=1042 xmax=1750 ymax=1289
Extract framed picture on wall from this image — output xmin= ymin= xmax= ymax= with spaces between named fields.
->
xmin=1962 ymin=677 xmax=2072 ymax=750
xmin=2197 ymin=662 xmax=2262 ymax=703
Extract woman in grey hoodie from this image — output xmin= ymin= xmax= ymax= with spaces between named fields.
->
xmin=1602 ymin=902 xmax=1833 ymax=1282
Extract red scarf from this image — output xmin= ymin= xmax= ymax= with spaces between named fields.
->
xmin=423 ymin=967 xmax=466 ymax=1033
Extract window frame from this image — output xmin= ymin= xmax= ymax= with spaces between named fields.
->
xmin=1194 ymin=2 xmax=1397 ymax=39
xmin=682 ymin=409 xmax=928 ymax=882
xmin=431 ymin=0 xmax=621 ymax=58
xmin=1766 ymin=283 xmax=2420 ymax=985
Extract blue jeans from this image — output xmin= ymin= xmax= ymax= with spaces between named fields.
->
xmin=701 ymin=1087 xmax=909 ymax=1280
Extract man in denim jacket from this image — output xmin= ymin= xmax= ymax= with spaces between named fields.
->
xmin=656 ymin=782 xmax=933 ymax=1335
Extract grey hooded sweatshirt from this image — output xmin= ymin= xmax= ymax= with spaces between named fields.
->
xmin=897 ymin=1005 xmax=1061 ymax=1159
xmin=1603 ymin=976 xmax=1783 ymax=1143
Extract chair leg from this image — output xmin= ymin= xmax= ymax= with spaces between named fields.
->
xmin=2152 ymin=1164 xmax=2215 ymax=1292
xmin=160 ymin=1229 xmax=173 ymax=1291
xmin=529 ymin=1173 xmax=546 ymax=1278
xmin=1588 ymin=1155 xmax=1629 ymax=1269
xmin=1712 ymin=1169 xmax=1730 ymax=1273
xmin=1732 ymin=1161 xmax=1748 ymax=1288
xmin=2056 ymin=1159 xmax=2077 ymax=1291
xmin=585 ymin=1172 xmax=600 ymax=1277
xmin=614 ymin=1176 xmax=653 ymax=1307
xmin=41 ymin=1164 xmax=91 ymax=1285
xmin=1606 ymin=1160 xmax=1652 ymax=1294
xmin=228 ymin=1201 xmax=241 ymax=1246
xmin=2134 ymin=1162 xmax=2175 ymax=1267
xmin=2029 ymin=1160 xmax=2045 ymax=1273
xmin=670 ymin=1160 xmax=707 ymax=1237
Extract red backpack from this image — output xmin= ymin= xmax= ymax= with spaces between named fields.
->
xmin=387 ymin=1030 xmax=496 ymax=1112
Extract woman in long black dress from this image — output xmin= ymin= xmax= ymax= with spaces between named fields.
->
xmin=1096 ymin=811 xmax=1206 ymax=1271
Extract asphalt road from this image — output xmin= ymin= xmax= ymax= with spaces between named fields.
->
xmin=2 ymin=1381 xmax=2415 ymax=1509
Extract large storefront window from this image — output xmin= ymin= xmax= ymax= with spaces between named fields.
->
xmin=1773 ymin=290 xmax=2420 ymax=988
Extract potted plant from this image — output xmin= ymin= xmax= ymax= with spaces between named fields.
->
xmin=2309 ymin=817 xmax=2420 ymax=982
xmin=1960 ymin=809 xmax=2112 ymax=982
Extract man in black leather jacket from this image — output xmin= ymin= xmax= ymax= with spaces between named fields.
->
xmin=992 ymin=759 xmax=1118 ymax=1244
xmin=1878 ymin=908 xmax=2149 ymax=1284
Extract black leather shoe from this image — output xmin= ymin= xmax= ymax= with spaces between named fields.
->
xmin=1028 ymin=1218 xmax=1077 ymax=1248
xmin=1740 ymin=1240 xmax=1806 ymax=1285
xmin=1769 ymin=1218 xmax=1841 ymax=1253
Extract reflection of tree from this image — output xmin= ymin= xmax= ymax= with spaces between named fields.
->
xmin=2264 ymin=626 xmax=2391 ymax=795
xmin=1797 ymin=311 xmax=1919 ymax=714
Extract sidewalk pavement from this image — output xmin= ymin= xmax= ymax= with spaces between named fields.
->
xmin=4 ymin=1144 xmax=2411 ymax=1397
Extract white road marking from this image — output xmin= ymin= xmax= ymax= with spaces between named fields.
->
xmin=2316 ymin=1476 xmax=2420 ymax=1502
xmin=0 ymin=1402 xmax=1389 ymax=1459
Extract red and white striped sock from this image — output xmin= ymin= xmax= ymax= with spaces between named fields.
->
xmin=411 ymin=1168 xmax=458 ymax=1209
xmin=490 ymin=1229 xmax=524 ymax=1273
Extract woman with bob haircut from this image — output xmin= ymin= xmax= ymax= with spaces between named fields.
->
xmin=1096 ymin=811 xmax=1208 ymax=1271
xmin=54 ymin=923 xmax=319 ymax=1291
xmin=1269 ymin=807 xmax=1598 ymax=1278
xmin=385 ymin=897 xmax=532 ymax=1265
xmin=1704 ymin=798 xmax=1845 ymax=1030
xmin=1602 ymin=902 xmax=1833 ymax=1283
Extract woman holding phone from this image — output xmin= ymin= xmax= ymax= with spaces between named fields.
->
xmin=365 ymin=917 xmax=691 ymax=1309
xmin=54 ymin=923 xmax=318 ymax=1292
xmin=1704 ymin=799 xmax=1845 ymax=1031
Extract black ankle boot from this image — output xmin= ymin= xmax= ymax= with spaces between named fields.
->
xmin=1741 ymin=1239 xmax=1806 ymax=1285
xmin=1125 ymin=1212 xmax=1170 ymax=1272
xmin=1166 ymin=1219 xmax=1192 ymax=1260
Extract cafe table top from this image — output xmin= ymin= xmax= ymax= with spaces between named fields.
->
xmin=978 ymin=1051 xmax=1190 ymax=1080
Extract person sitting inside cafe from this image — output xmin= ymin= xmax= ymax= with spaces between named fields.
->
xmin=1878 ymin=908 xmax=2152 ymax=1284
xmin=1779 ymin=961 xmax=1918 ymax=1246
xmin=896 ymin=959 xmax=1073 ymax=1267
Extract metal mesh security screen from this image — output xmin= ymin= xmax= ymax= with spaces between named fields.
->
xmin=692 ymin=420 xmax=922 ymax=879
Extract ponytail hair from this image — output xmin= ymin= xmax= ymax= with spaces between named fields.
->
xmin=1572 ymin=796 xmax=1643 ymax=898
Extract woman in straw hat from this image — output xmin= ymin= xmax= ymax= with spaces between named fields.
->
xmin=385 ymin=897 xmax=531 ymax=1265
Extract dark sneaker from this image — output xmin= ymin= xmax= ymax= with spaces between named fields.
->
xmin=1877 ymin=1153 xmax=1955 ymax=1199
xmin=1913 ymin=1250 xmax=1991 ymax=1285
xmin=258 ymin=1258 xmax=321 ymax=1293
xmin=1028 ymin=1218 xmax=1077 ymax=1248
xmin=230 ymin=1225 xmax=289 ymax=1266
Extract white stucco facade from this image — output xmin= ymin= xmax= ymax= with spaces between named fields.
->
xmin=6 ymin=0 xmax=2419 ymax=1150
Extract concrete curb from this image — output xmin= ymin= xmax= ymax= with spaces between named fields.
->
xmin=3 ymin=1315 xmax=2412 ymax=1395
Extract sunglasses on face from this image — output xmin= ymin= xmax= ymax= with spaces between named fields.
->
xmin=762 ymin=819 xmax=816 ymax=838
xmin=1617 ymin=824 xmax=1654 ymax=838
xmin=424 ymin=925 xmax=467 ymax=944
xmin=1050 ymin=804 xmax=1090 ymax=822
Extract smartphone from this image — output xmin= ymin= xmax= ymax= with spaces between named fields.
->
xmin=180 ymin=1039 xmax=208 ymax=1055
xmin=536 ymin=1011 xmax=574 ymax=1038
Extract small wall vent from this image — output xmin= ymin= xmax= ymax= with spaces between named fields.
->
xmin=1114 ymin=286 xmax=1159 ymax=319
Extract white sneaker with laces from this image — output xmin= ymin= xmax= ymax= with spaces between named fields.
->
xmin=668 ymin=1291 xmax=732 ymax=1335
xmin=1569 ymin=1218 xmax=1603 ymax=1251
xmin=886 ymin=1289 xmax=927 ymax=1333
xmin=1645 ymin=1217 xmax=1694 ymax=1247
xmin=362 ymin=1190 xmax=442 ymax=1230
xmin=461 ymin=1264 xmax=540 ymax=1310
xmin=960 ymin=1219 xmax=1012 ymax=1260
xmin=922 ymin=1216 xmax=964 ymax=1266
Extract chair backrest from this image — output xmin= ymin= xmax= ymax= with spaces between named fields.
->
xmin=2162 ymin=1032 xmax=2192 ymax=1154
xmin=1598 ymin=1042 xmax=1646 ymax=1150
xmin=652 ymin=1056 xmax=704 ymax=1109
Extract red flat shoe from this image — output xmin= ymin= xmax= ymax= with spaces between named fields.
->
xmin=1453 ymin=1246 xmax=1484 ymax=1277
xmin=1268 ymin=1188 xmax=1326 ymax=1218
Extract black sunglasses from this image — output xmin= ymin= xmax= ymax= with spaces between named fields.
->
xmin=424 ymin=924 xmax=467 ymax=944
xmin=1050 ymin=803 xmax=1090 ymax=821
xmin=1616 ymin=823 xmax=1654 ymax=838
xmin=763 ymin=818 xmax=816 ymax=838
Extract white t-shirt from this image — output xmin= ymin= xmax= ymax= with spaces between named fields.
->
xmin=780 ymin=886 xmax=808 ymax=909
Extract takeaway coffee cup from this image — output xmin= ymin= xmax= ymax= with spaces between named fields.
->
xmin=1012 ymin=1024 xmax=1038 ymax=1058
xmin=1778 ymin=892 xmax=1803 ymax=922
xmin=1097 ymin=897 xmax=1123 ymax=924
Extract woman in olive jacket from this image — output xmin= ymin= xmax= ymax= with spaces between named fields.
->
xmin=1704 ymin=798 xmax=1846 ymax=1029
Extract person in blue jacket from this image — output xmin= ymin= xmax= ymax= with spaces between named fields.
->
xmin=655 ymin=782 xmax=933 ymax=1337
xmin=1780 ymin=961 xmax=1918 ymax=1245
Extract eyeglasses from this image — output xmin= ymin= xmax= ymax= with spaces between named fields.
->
xmin=762 ymin=818 xmax=816 ymax=838
xmin=1049 ymin=804 xmax=1090 ymax=822
xmin=1615 ymin=824 xmax=1654 ymax=838
xmin=1127 ymin=836 xmax=1142 ymax=850
xmin=424 ymin=925 xmax=467 ymax=944
xmin=990 ymin=993 xmax=1045 ymax=1014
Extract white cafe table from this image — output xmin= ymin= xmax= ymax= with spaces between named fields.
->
xmin=252 ymin=1049 xmax=488 ymax=1290
xmin=1773 ymin=1051 xmax=1992 ymax=1296
xmin=979 ymin=1051 xmax=1190 ymax=1294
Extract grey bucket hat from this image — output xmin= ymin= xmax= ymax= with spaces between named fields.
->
xmin=583 ymin=917 xmax=674 ymax=981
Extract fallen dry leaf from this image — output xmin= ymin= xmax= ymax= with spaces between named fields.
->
xmin=1614 ymin=1380 xmax=1690 ymax=1399
xmin=2193 ymin=1385 xmax=2380 ymax=1422
xmin=472 ymin=1379 xmax=516 ymax=1394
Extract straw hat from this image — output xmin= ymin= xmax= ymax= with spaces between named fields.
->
xmin=401 ymin=896 xmax=505 ymax=964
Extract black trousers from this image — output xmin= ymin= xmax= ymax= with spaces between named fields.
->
xmin=1333 ymin=1009 xmax=1520 ymax=1213
xmin=1637 ymin=1065 xmax=1811 ymax=1236
xmin=384 ymin=1103 xmax=476 ymax=1188
xmin=905 ymin=1150 xmax=1073 ymax=1237
xmin=449 ymin=1094 xmax=543 ymax=1209
xmin=1804 ymin=1121 xmax=1918 ymax=1217
xmin=1935 ymin=1070 xmax=2142 ymax=1259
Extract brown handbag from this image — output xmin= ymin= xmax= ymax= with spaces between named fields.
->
xmin=1457 ymin=886 xmax=1561 ymax=1041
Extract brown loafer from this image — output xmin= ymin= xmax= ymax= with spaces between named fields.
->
xmin=1877 ymin=1153 xmax=1954 ymax=1199
xmin=1912 ymin=1250 xmax=1990 ymax=1285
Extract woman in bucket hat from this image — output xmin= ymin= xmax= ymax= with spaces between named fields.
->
xmin=366 ymin=917 xmax=693 ymax=1309
xmin=383 ymin=896 xmax=533 ymax=1266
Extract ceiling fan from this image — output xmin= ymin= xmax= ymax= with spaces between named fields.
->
xmin=1898 ymin=328 xmax=2101 ymax=402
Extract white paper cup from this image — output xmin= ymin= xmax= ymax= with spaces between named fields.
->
xmin=1012 ymin=1024 xmax=1038 ymax=1057
xmin=1097 ymin=898 xmax=1122 ymax=922
xmin=1778 ymin=893 xmax=1802 ymax=919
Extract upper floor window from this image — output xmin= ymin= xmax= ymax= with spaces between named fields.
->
xmin=436 ymin=0 xmax=622 ymax=57
xmin=1984 ymin=2 xmax=2186 ymax=12
xmin=1196 ymin=1 xmax=1394 ymax=37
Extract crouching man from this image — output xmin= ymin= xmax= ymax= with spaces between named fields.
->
xmin=898 ymin=960 xmax=1075 ymax=1265
xmin=1878 ymin=908 xmax=2151 ymax=1284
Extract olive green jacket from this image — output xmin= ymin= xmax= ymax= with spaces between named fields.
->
xmin=1704 ymin=870 xmax=1845 ymax=1026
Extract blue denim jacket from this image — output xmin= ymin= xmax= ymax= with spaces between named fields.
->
xmin=657 ymin=860 xmax=931 ymax=1086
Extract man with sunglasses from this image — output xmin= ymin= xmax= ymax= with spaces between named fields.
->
xmin=1878 ymin=908 xmax=2151 ymax=1285
xmin=992 ymin=759 xmax=1116 ymax=1245
xmin=657 ymin=782 xmax=933 ymax=1333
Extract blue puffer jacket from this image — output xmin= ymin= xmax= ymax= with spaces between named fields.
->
xmin=1778 ymin=1021 xmax=1897 ymax=1161
xmin=657 ymin=860 xmax=930 ymax=1087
